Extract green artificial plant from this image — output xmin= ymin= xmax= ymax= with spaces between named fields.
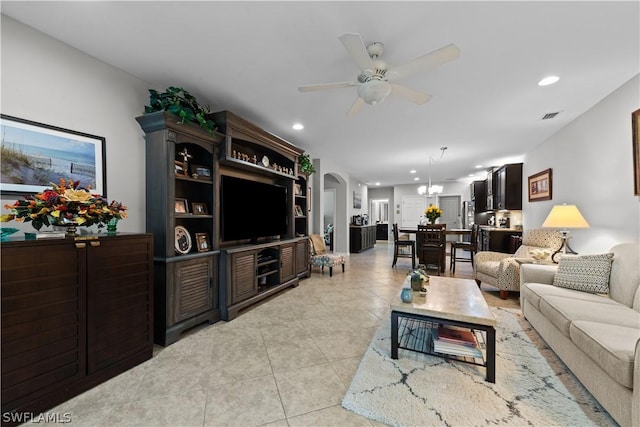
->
xmin=298 ymin=154 xmax=316 ymax=175
xmin=145 ymin=86 xmax=217 ymax=135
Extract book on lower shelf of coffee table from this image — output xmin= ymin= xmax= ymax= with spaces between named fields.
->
xmin=432 ymin=325 xmax=482 ymax=358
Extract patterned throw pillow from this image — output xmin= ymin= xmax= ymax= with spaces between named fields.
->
xmin=553 ymin=253 xmax=614 ymax=294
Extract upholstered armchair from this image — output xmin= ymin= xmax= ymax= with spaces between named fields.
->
xmin=474 ymin=228 xmax=563 ymax=299
xmin=309 ymin=233 xmax=346 ymax=277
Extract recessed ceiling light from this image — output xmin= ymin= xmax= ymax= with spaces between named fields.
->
xmin=410 ymin=170 xmax=416 ymax=174
xmin=475 ymin=165 xmax=483 ymax=169
xmin=292 ymin=123 xmax=304 ymax=130
xmin=414 ymin=177 xmax=420 ymax=181
xmin=375 ymin=182 xmax=380 ymax=186
xmin=468 ymin=174 xmax=475 ymax=177
xmin=538 ymin=76 xmax=559 ymax=86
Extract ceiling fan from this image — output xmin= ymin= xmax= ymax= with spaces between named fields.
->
xmin=298 ymin=33 xmax=460 ymax=116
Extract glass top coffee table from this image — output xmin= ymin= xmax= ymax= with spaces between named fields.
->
xmin=390 ymin=276 xmax=497 ymax=382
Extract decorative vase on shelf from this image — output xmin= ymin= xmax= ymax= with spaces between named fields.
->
xmin=107 ymin=218 xmax=119 ymax=235
xmin=401 ymin=287 xmax=413 ymax=303
xmin=55 ymin=219 xmax=80 ymax=237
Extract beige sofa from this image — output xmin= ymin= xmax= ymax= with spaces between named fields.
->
xmin=520 ymin=243 xmax=640 ymax=427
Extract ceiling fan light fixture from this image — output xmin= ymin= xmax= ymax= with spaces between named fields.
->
xmin=358 ymin=80 xmax=391 ymax=105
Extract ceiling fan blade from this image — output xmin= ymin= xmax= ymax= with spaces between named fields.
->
xmin=387 ymin=43 xmax=460 ymax=82
xmin=298 ymin=82 xmax=357 ymax=92
xmin=347 ymin=97 xmax=366 ymax=116
xmin=339 ymin=33 xmax=374 ymax=72
xmin=390 ymin=84 xmax=432 ymax=105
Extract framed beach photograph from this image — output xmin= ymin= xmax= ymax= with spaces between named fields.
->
xmin=195 ymin=232 xmax=211 ymax=252
xmin=633 ymin=109 xmax=640 ymax=196
xmin=174 ymin=198 xmax=189 ymax=214
xmin=528 ymin=168 xmax=552 ymax=202
xmin=295 ymin=205 xmax=304 ymax=217
xmin=0 ymin=114 xmax=106 ymax=196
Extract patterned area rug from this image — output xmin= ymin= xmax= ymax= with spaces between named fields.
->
xmin=342 ymin=308 xmax=616 ymax=426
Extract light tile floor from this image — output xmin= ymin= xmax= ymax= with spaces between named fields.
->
xmin=40 ymin=241 xmax=520 ymax=427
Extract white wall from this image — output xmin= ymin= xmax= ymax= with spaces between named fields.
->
xmin=523 ymin=74 xmax=640 ymax=253
xmin=311 ymin=157 xmax=351 ymax=253
xmin=391 ymin=180 xmax=470 ymax=227
xmin=1 ymin=16 xmax=152 ymax=233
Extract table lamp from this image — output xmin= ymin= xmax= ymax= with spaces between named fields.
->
xmin=542 ymin=204 xmax=590 ymax=262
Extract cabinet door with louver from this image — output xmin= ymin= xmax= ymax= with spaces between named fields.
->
xmin=172 ymin=257 xmax=215 ymax=324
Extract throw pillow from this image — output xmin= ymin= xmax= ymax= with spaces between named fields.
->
xmin=553 ymin=253 xmax=614 ymax=294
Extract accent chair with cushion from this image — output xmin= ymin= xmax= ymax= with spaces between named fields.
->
xmin=474 ymin=228 xmax=563 ymax=299
xmin=309 ymin=233 xmax=346 ymax=277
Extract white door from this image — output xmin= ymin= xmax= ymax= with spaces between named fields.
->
xmin=401 ymin=195 xmax=428 ymax=228
xmin=438 ymin=195 xmax=462 ymax=241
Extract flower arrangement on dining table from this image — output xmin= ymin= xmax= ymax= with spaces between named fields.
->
xmin=1 ymin=178 xmax=127 ymax=231
xmin=424 ymin=204 xmax=443 ymax=224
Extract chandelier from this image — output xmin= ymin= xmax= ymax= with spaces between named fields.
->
xmin=418 ymin=147 xmax=447 ymax=195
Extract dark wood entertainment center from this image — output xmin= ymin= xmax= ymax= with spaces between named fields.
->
xmin=137 ymin=110 xmax=310 ymax=339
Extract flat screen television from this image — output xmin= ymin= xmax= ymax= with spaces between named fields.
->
xmin=221 ymin=175 xmax=288 ymax=242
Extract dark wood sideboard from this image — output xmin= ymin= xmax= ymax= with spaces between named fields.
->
xmin=1 ymin=233 xmax=153 ymax=425
xmin=349 ymin=225 xmax=377 ymax=253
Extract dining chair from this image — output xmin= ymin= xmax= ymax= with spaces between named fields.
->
xmin=416 ymin=224 xmax=446 ymax=274
xmin=392 ymin=223 xmax=415 ymax=269
xmin=449 ymin=223 xmax=479 ymax=274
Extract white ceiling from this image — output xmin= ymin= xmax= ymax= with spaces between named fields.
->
xmin=2 ymin=1 xmax=639 ymax=187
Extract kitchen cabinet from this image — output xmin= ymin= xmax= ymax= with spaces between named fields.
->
xmin=494 ymin=163 xmax=523 ymax=210
xmin=479 ymin=227 xmax=522 ymax=253
xmin=1 ymin=234 xmax=153 ymax=424
xmin=486 ymin=168 xmax=496 ymax=211
xmin=376 ymin=223 xmax=389 ymax=240
xmin=470 ymin=180 xmax=487 ymax=212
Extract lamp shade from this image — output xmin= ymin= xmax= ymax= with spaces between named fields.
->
xmin=542 ymin=204 xmax=590 ymax=229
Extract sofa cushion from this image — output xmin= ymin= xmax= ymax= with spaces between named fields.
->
xmin=608 ymin=243 xmax=640 ymax=308
xmin=553 ymin=253 xmax=614 ymax=294
xmin=569 ymin=320 xmax=640 ymax=388
xmin=521 ymin=283 xmax=620 ymax=312
xmin=539 ymin=295 xmax=640 ymax=337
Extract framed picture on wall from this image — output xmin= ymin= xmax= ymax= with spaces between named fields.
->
xmin=353 ymin=190 xmax=362 ymax=209
xmin=528 ymin=168 xmax=552 ymax=202
xmin=633 ymin=109 xmax=640 ymax=196
xmin=0 ymin=114 xmax=106 ymax=196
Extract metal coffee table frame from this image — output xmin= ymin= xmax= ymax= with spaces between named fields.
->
xmin=391 ymin=310 xmax=496 ymax=383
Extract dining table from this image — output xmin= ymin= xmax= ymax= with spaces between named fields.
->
xmin=398 ymin=227 xmax=471 ymax=273
xmin=399 ymin=227 xmax=472 ymax=242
